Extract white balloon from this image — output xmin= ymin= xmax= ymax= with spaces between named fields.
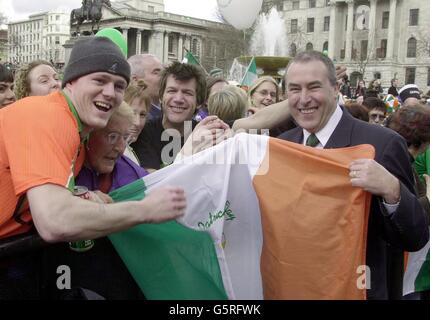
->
xmin=217 ymin=0 xmax=264 ymax=30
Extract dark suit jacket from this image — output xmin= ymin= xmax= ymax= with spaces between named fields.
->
xmin=278 ymin=110 xmax=429 ymax=300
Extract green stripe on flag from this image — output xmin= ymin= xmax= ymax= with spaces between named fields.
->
xmin=109 ymin=178 xmax=147 ymax=202
xmin=415 ymin=248 xmax=430 ymax=292
xmin=183 ymin=51 xmax=200 ymax=65
xmin=241 ymin=57 xmax=258 ymax=87
xmin=108 ymin=178 xmax=228 ymax=300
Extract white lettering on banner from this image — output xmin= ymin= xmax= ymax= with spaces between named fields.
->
xmin=356 ymin=5 xmax=370 ymax=30
xmin=356 ymin=265 xmax=371 ymax=290
xmin=56 ymin=265 xmax=71 ymax=290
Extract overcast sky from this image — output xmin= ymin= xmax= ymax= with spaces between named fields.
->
xmin=0 ymin=0 xmax=219 ymax=23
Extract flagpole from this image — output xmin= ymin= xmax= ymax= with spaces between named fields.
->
xmin=240 ymin=56 xmax=255 ymax=86
xmin=183 ymin=47 xmax=209 ymax=76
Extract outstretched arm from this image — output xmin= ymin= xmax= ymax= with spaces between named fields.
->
xmin=27 ymin=183 xmax=186 ymax=243
xmin=232 ymin=99 xmax=290 ymax=133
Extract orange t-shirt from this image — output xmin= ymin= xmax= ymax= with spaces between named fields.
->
xmin=0 ymin=91 xmax=85 ymax=238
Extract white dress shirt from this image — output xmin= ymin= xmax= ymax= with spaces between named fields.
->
xmin=302 ymin=105 xmax=343 ymax=148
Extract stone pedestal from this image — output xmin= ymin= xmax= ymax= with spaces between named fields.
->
xmin=63 ymin=36 xmax=91 ymax=66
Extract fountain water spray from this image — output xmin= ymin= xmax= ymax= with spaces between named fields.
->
xmin=229 ymin=7 xmax=289 ymax=82
xmin=250 ymin=8 xmax=288 ymax=56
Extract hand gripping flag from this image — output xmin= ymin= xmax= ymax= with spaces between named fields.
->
xmin=109 ymin=133 xmax=374 ymax=299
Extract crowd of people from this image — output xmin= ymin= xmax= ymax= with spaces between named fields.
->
xmin=1 ymin=34 xmax=430 ymax=300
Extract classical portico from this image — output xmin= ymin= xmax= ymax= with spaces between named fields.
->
xmin=328 ymin=0 xmax=398 ymax=62
xmin=67 ymin=0 xmax=243 ymax=75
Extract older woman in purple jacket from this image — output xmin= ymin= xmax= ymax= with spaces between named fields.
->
xmin=45 ymin=102 xmax=149 ymax=300
xmin=77 ymin=101 xmax=148 ymax=192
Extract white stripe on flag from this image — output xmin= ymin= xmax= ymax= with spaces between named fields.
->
xmin=142 ymin=134 xmax=269 ymax=299
xmin=403 ymin=228 xmax=430 ymax=295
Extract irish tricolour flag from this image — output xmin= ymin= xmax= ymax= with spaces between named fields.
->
xmin=403 ymin=233 xmax=430 ymax=295
xmin=109 ymin=134 xmax=374 ymax=299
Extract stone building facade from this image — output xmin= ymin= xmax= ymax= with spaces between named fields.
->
xmin=264 ymin=0 xmax=430 ymax=92
xmin=68 ymin=0 xmax=244 ymax=77
xmin=0 ymin=29 xmax=7 ymax=62
xmin=7 ymin=9 xmax=70 ymax=67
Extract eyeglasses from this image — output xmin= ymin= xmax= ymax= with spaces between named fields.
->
xmin=369 ymin=113 xmax=386 ymax=121
xmin=255 ymin=90 xmax=277 ymax=99
xmin=105 ymin=132 xmax=131 ymax=145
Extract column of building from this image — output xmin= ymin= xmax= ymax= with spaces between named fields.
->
xmin=345 ymin=0 xmax=354 ymax=61
xmin=367 ymin=0 xmax=377 ymax=59
xmin=328 ymin=1 xmax=337 ymax=59
xmin=178 ymin=33 xmax=184 ymax=61
xmin=136 ymin=29 xmax=142 ymax=55
xmin=122 ymin=28 xmax=129 ymax=43
xmin=163 ymin=31 xmax=170 ymax=63
xmin=184 ymin=33 xmax=191 ymax=56
xmin=386 ymin=0 xmax=397 ymax=59
xmin=149 ymin=30 xmax=164 ymax=61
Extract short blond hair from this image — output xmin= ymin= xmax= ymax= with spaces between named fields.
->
xmin=248 ymin=76 xmax=279 ymax=107
xmin=110 ymin=101 xmax=134 ymax=124
xmin=124 ymin=80 xmax=151 ymax=113
xmin=208 ymin=85 xmax=247 ymax=122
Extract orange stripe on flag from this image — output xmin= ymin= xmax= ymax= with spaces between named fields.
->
xmin=253 ymin=138 xmax=374 ymax=300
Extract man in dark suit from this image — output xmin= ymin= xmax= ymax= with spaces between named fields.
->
xmin=278 ymin=51 xmax=429 ymax=300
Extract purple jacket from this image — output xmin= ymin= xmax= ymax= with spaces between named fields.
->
xmin=76 ymin=155 xmax=148 ymax=192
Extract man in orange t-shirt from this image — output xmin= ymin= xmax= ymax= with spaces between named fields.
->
xmin=0 ymin=37 xmax=186 ymax=299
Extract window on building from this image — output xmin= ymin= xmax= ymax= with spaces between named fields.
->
xmin=409 ymin=9 xmax=419 ymax=26
xmin=168 ymin=34 xmax=175 ymax=54
xmin=382 ymin=11 xmax=389 ymax=29
xmin=309 ymin=0 xmax=316 ymax=8
xmin=428 ymin=68 xmax=430 ymax=86
xmin=306 ymin=42 xmax=313 ymax=51
xmin=379 ymin=39 xmax=387 ymax=58
xmin=56 ymin=25 xmax=60 ymax=32
xmin=291 ymin=19 xmax=298 ymax=33
xmin=351 ymin=41 xmax=357 ymax=59
xmin=277 ymin=2 xmax=283 ymax=11
xmin=307 ymin=18 xmax=314 ymax=33
xmin=405 ymin=67 xmax=416 ymax=84
xmin=218 ymin=43 xmax=225 ymax=58
xmin=192 ymin=38 xmax=199 ymax=57
xmin=290 ymin=43 xmax=297 ymax=57
xmin=208 ymin=40 xmax=216 ymax=57
xmin=361 ymin=40 xmax=368 ymax=60
xmin=323 ymin=41 xmax=328 ymax=52
xmin=323 ymin=16 xmax=330 ymax=31
xmin=407 ymin=37 xmax=417 ymax=57
xmin=55 ymin=36 xmax=60 ymax=45
xmin=56 ymin=15 xmax=60 ymax=21
xmin=148 ymin=6 xmax=155 ymax=13
xmin=143 ymin=34 xmax=149 ymax=53
xmin=292 ymin=1 xmax=300 ymax=10
xmin=341 ymin=42 xmax=345 ymax=59
xmin=325 ymin=0 xmax=330 ymax=6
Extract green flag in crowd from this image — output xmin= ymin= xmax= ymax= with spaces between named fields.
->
xmin=241 ymin=57 xmax=258 ymax=87
xmin=182 ymin=51 xmax=200 ymax=65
